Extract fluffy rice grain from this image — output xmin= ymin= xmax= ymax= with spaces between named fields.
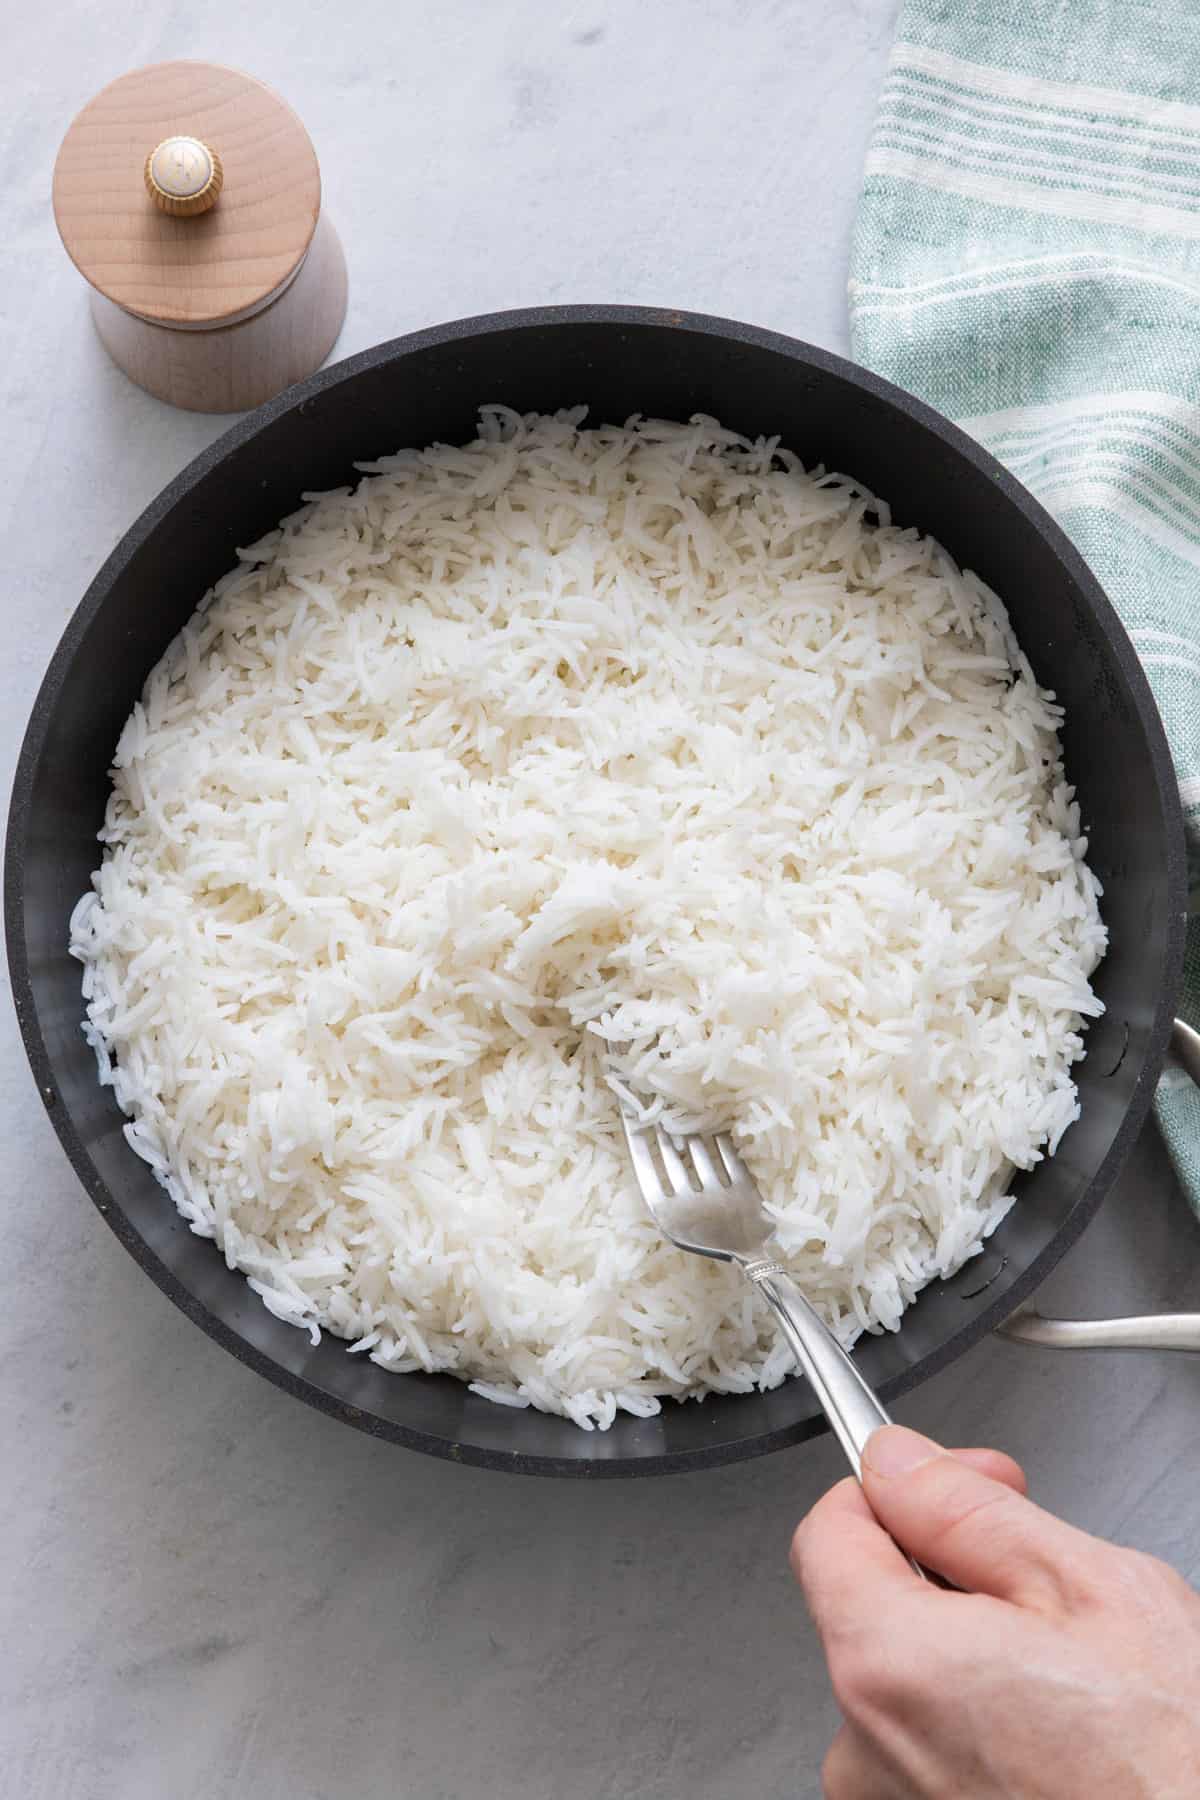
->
xmin=70 ymin=408 xmax=1106 ymax=1427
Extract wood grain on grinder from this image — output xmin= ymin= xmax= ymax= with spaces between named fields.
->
xmin=53 ymin=60 xmax=321 ymax=329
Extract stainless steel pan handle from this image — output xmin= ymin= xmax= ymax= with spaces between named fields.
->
xmin=999 ymin=1307 xmax=1200 ymax=1351
xmin=999 ymin=1019 xmax=1200 ymax=1355
xmin=1172 ymin=1017 xmax=1200 ymax=1087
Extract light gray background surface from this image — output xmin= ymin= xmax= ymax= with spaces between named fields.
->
xmin=3 ymin=4 xmax=1198 ymax=1797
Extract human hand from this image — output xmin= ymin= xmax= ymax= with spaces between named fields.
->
xmin=792 ymin=1425 xmax=1200 ymax=1798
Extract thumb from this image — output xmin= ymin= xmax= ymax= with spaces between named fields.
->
xmin=862 ymin=1425 xmax=1094 ymax=1606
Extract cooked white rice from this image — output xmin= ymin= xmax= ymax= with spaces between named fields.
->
xmin=69 ymin=408 xmax=1106 ymax=1429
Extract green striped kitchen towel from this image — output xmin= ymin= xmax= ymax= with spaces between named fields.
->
xmin=850 ymin=0 xmax=1200 ymax=1205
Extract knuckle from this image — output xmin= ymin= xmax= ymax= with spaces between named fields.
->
xmin=1106 ymin=1545 xmax=1154 ymax=1588
xmin=1105 ymin=1546 xmax=1192 ymax=1610
xmin=934 ymin=1480 xmax=1014 ymax=1555
xmin=827 ymin=1636 xmax=910 ymax=1719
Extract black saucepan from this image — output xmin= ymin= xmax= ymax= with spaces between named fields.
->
xmin=7 ymin=306 xmax=1187 ymax=1476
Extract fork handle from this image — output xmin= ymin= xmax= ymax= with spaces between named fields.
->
xmin=744 ymin=1260 xmax=928 ymax=1581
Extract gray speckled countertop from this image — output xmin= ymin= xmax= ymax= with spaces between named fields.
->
xmin=3 ymin=4 xmax=1198 ymax=1796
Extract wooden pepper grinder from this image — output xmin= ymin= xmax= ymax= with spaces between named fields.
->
xmin=52 ymin=61 xmax=348 ymax=413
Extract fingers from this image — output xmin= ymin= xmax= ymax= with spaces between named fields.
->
xmin=791 ymin=1440 xmax=1029 ymax=1612
xmin=792 ymin=1443 xmax=1027 ymax=1637
xmin=950 ymin=1446 xmax=1027 ymax=1494
xmin=792 ymin=1474 xmax=917 ymax=1645
xmin=861 ymin=1426 xmax=1091 ymax=1605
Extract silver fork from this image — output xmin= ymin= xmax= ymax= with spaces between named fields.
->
xmin=620 ymin=1107 xmax=924 ymax=1573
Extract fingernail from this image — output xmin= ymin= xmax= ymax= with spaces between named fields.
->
xmin=863 ymin=1425 xmax=942 ymax=1479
